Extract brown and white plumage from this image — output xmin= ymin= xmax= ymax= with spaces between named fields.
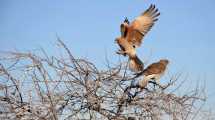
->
xmin=130 ymin=59 xmax=169 ymax=89
xmin=115 ymin=4 xmax=160 ymax=72
xmin=120 ymin=4 xmax=160 ymax=47
xmin=115 ymin=36 xmax=143 ymax=72
xmin=142 ymin=59 xmax=169 ymax=76
xmin=138 ymin=59 xmax=169 ymax=88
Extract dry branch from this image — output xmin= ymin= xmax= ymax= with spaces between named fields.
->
xmin=0 ymin=40 xmax=210 ymax=120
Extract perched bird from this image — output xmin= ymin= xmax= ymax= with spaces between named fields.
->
xmin=115 ymin=4 xmax=160 ymax=72
xmin=135 ymin=59 xmax=169 ymax=89
xmin=125 ymin=59 xmax=169 ymax=97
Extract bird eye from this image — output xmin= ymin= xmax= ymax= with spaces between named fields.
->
xmin=133 ymin=45 xmax=136 ymax=48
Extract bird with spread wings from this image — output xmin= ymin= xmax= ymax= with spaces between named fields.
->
xmin=115 ymin=4 xmax=160 ymax=72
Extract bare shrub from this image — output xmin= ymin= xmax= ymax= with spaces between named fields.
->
xmin=0 ymin=40 xmax=211 ymax=120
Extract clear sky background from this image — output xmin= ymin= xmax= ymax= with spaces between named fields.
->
xmin=0 ymin=0 xmax=215 ymax=109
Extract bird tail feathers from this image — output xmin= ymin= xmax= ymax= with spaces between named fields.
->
xmin=129 ymin=56 xmax=144 ymax=72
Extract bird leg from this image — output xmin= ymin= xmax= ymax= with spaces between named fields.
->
xmin=116 ymin=50 xmax=126 ymax=56
xmin=148 ymin=80 xmax=164 ymax=89
xmin=147 ymin=80 xmax=156 ymax=90
xmin=133 ymin=71 xmax=144 ymax=77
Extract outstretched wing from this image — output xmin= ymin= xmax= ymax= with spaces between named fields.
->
xmin=120 ymin=17 xmax=130 ymax=37
xmin=127 ymin=4 xmax=160 ymax=47
xmin=120 ymin=23 xmax=127 ymax=37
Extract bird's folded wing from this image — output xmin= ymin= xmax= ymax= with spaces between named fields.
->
xmin=143 ymin=63 xmax=163 ymax=76
xmin=128 ymin=4 xmax=160 ymax=47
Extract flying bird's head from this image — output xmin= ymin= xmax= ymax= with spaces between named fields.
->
xmin=159 ymin=59 xmax=169 ymax=66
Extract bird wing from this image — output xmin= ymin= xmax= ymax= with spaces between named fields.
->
xmin=120 ymin=18 xmax=130 ymax=37
xmin=120 ymin=23 xmax=127 ymax=37
xmin=127 ymin=4 xmax=160 ymax=47
xmin=143 ymin=62 xmax=164 ymax=76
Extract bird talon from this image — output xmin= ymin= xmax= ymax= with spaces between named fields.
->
xmin=133 ymin=71 xmax=143 ymax=76
xmin=116 ymin=50 xmax=125 ymax=55
xmin=116 ymin=51 xmax=121 ymax=55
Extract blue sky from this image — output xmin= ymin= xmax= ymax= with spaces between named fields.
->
xmin=1 ymin=0 xmax=215 ymax=107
